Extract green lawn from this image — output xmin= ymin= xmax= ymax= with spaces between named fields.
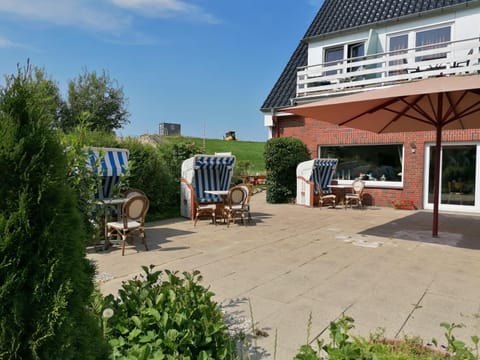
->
xmin=166 ymin=136 xmax=266 ymax=174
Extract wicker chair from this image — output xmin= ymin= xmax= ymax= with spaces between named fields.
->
xmin=315 ymin=183 xmax=336 ymax=209
xmin=239 ymin=184 xmax=253 ymax=222
xmin=344 ymin=180 xmax=365 ymax=209
xmin=107 ymin=195 xmax=149 ymax=256
xmin=223 ymin=186 xmax=249 ymax=226
xmin=193 ymin=192 xmax=217 ymax=227
xmin=124 ymin=188 xmax=146 ymax=198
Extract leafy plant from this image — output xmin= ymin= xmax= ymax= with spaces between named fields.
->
xmin=264 ymin=137 xmax=310 ymax=203
xmin=103 ymin=266 xmax=237 ymax=359
xmin=294 ymin=315 xmax=480 ymax=360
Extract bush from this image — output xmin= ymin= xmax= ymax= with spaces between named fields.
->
xmin=120 ymin=138 xmax=170 ymax=218
xmin=0 ymin=65 xmax=108 ymax=358
xmin=264 ymin=138 xmax=310 ymax=203
xmin=158 ymin=140 xmax=202 ymax=216
xmin=103 ymin=266 xmax=237 ymax=359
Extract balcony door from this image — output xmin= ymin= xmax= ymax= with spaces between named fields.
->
xmin=425 ymin=143 xmax=479 ymax=211
xmin=324 ymin=42 xmax=365 ymax=76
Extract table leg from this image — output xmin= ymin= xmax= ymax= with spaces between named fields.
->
xmin=103 ymin=211 xmax=110 ymax=250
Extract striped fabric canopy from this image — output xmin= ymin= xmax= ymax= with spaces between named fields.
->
xmin=311 ymin=159 xmax=338 ymax=194
xmin=88 ymin=147 xmax=129 ymax=176
xmin=193 ymin=155 xmax=235 ymax=203
xmin=88 ymin=147 xmax=129 ymax=199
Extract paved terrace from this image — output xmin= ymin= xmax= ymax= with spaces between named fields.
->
xmin=88 ymin=192 xmax=480 ymax=359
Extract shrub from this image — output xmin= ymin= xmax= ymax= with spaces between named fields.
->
xmin=264 ymin=138 xmax=310 ymax=203
xmin=158 ymin=140 xmax=202 ymax=216
xmin=120 ymin=138 xmax=169 ymax=218
xmin=0 ymin=65 xmax=108 ymax=358
xmin=103 ymin=266 xmax=237 ymax=359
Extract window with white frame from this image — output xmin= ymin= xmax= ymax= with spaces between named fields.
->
xmin=323 ymin=42 xmax=365 ymax=76
xmin=388 ymin=33 xmax=409 ymax=75
xmin=324 ymin=46 xmax=344 ymax=75
xmin=319 ymin=144 xmax=403 ymax=182
xmin=415 ymin=26 xmax=451 ymax=61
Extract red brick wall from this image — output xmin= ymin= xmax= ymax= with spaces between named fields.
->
xmin=274 ymin=116 xmax=480 ymax=208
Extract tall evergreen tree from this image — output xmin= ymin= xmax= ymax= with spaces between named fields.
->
xmin=0 ymin=65 xmax=108 ymax=359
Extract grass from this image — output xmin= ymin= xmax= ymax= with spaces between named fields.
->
xmin=165 ymin=136 xmax=266 ymax=174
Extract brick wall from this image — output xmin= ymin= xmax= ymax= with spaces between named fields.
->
xmin=274 ymin=116 xmax=480 ymax=208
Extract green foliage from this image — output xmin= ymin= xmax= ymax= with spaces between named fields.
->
xmin=63 ymin=69 xmax=129 ymax=133
xmin=0 ymin=64 xmax=108 ymax=359
xmin=294 ymin=315 xmax=480 ymax=360
xmin=103 ymin=266 xmax=237 ymax=359
xmin=264 ymin=137 xmax=310 ymax=203
xmin=121 ymin=139 xmax=171 ymax=218
xmin=165 ymin=136 xmax=265 ymax=174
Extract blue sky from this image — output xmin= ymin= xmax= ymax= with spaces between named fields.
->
xmin=0 ymin=0 xmax=323 ymax=142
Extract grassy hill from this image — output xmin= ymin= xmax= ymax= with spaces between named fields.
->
xmin=164 ymin=136 xmax=266 ymax=174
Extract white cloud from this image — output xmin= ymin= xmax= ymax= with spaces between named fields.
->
xmin=110 ymin=0 xmax=220 ymax=24
xmin=0 ymin=0 xmax=131 ymax=32
xmin=0 ymin=0 xmax=219 ymax=33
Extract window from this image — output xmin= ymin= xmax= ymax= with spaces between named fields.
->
xmin=324 ymin=46 xmax=344 ymax=76
xmin=347 ymin=42 xmax=365 ymax=73
xmin=415 ymin=26 xmax=451 ymax=61
xmin=319 ymin=145 xmax=403 ymax=182
xmin=388 ymin=34 xmax=409 ymax=75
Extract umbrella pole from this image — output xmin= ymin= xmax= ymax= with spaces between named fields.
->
xmin=432 ymin=125 xmax=442 ymax=237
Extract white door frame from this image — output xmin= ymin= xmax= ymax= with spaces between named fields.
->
xmin=423 ymin=141 xmax=480 ymax=212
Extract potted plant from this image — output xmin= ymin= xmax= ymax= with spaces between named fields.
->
xmin=391 ymin=199 xmax=416 ymax=210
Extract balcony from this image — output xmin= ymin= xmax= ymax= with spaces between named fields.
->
xmin=296 ymin=37 xmax=480 ymax=100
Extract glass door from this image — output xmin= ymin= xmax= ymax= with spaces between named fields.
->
xmin=427 ymin=144 xmax=477 ymax=209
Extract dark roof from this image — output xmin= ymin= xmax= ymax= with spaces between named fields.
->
xmin=261 ymin=0 xmax=474 ymax=111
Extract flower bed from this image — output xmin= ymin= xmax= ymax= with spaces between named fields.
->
xmin=391 ymin=199 xmax=416 ymax=210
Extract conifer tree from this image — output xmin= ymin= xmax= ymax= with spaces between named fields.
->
xmin=0 ymin=65 xmax=108 ymax=359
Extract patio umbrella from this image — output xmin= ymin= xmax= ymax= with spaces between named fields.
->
xmin=285 ymin=74 xmax=480 ymax=237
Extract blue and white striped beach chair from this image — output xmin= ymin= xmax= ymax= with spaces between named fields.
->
xmin=296 ymin=158 xmax=338 ymax=207
xmin=180 ymin=154 xmax=236 ymax=219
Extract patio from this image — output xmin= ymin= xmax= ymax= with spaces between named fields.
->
xmin=88 ymin=191 xmax=480 ymax=359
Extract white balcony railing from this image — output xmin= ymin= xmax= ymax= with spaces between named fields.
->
xmin=296 ymin=37 xmax=480 ymax=99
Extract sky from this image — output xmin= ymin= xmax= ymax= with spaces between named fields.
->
xmin=0 ymin=0 xmax=324 ymax=142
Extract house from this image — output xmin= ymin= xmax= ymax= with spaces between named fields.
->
xmin=261 ymin=0 xmax=480 ymax=212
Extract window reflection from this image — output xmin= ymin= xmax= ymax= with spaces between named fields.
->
xmin=319 ymin=145 xmax=403 ymax=182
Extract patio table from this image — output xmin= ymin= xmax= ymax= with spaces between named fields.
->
xmin=96 ymin=197 xmax=127 ymax=250
xmin=328 ymin=184 xmax=352 ymax=205
xmin=204 ymin=190 xmax=229 ymax=223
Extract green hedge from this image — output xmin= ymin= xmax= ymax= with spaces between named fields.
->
xmin=264 ymin=138 xmax=310 ymax=203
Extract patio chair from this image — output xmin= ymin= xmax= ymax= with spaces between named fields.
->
xmin=124 ymin=188 xmax=146 ymax=198
xmin=344 ymin=180 xmax=365 ymax=209
xmin=107 ymin=195 xmax=149 ymax=256
xmin=223 ymin=186 xmax=249 ymax=226
xmin=239 ymin=184 xmax=253 ymax=222
xmin=193 ymin=192 xmax=217 ymax=227
xmin=315 ymin=182 xmax=336 ymax=209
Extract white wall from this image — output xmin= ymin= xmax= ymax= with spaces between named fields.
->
xmin=307 ymin=5 xmax=480 ymax=66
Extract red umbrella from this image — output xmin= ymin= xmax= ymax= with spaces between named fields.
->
xmin=285 ymin=75 xmax=480 ymax=237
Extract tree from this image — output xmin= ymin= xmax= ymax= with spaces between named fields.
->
xmin=63 ymin=69 xmax=129 ymax=132
xmin=264 ymin=137 xmax=311 ymax=203
xmin=0 ymin=64 xmax=108 ymax=358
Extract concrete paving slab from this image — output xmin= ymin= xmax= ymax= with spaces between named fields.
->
xmin=89 ymin=191 xmax=480 ymax=359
